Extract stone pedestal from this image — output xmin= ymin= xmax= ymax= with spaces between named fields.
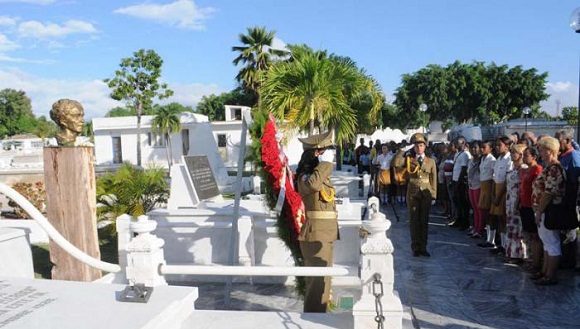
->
xmin=0 ymin=228 xmax=34 ymax=279
xmin=125 ymin=215 xmax=167 ymax=287
xmin=353 ymin=197 xmax=403 ymax=329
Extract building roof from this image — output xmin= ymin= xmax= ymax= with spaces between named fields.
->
xmin=92 ymin=112 xmax=209 ymax=131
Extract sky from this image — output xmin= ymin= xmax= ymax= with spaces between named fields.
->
xmin=0 ymin=0 xmax=578 ymax=119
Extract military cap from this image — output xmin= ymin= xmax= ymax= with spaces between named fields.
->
xmin=299 ymin=131 xmax=335 ymax=150
xmin=410 ymin=133 xmax=427 ymax=145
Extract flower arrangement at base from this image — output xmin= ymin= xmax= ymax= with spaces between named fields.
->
xmin=259 ymin=114 xmax=307 ymax=295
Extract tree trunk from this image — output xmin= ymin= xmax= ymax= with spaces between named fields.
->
xmin=309 ymin=103 xmax=315 ymax=136
xmin=136 ymin=102 xmax=143 ymax=167
xmin=165 ymin=133 xmax=172 ymax=172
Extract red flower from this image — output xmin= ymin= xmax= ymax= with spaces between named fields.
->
xmin=261 ymin=116 xmax=306 ymax=238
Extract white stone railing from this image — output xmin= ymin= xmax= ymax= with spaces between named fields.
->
xmin=0 ymin=182 xmax=122 ymax=274
xmin=160 ymin=265 xmax=349 ymax=277
xmin=1 ymin=182 xmax=402 ymax=328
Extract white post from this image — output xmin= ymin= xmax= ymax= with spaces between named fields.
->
xmin=353 ymin=197 xmax=403 ymax=329
xmin=116 ymin=214 xmax=132 ymax=271
xmin=252 ymin=175 xmax=262 ymax=195
xmin=362 ymin=173 xmax=370 ymax=197
xmin=125 ymin=215 xmax=168 ymax=287
xmin=237 ymin=215 xmax=254 ymax=267
xmin=225 ymin=108 xmax=253 ymax=305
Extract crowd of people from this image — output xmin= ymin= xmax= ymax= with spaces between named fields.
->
xmin=348 ymin=129 xmax=580 ymax=286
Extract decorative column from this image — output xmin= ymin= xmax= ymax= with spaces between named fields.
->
xmin=353 ymin=197 xmax=403 ymax=329
xmin=362 ymin=173 xmax=371 ymax=197
xmin=44 ymin=99 xmax=101 ymax=281
xmin=125 ymin=215 xmax=168 ymax=287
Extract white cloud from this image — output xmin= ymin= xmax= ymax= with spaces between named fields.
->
xmin=0 ymin=0 xmax=55 ymax=4
xmin=0 ymin=54 xmax=52 ymax=63
xmin=163 ymin=82 xmax=222 ymax=106
xmin=0 ymin=16 xmax=18 ymax=26
xmin=18 ymin=19 xmax=98 ymax=39
xmin=114 ymin=0 xmax=215 ymax=30
xmin=546 ymin=81 xmax=573 ymax=93
xmin=0 ymin=68 xmax=121 ymax=118
xmin=541 ymin=81 xmax=579 ymax=116
xmin=0 ymin=33 xmax=20 ymax=52
xmin=0 ymin=68 xmax=223 ymax=119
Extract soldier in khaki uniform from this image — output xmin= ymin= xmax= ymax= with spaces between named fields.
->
xmin=295 ymin=131 xmax=339 ymax=313
xmin=404 ymin=133 xmax=437 ymax=257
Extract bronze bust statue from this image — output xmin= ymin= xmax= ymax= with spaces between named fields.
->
xmin=50 ymin=99 xmax=84 ymax=146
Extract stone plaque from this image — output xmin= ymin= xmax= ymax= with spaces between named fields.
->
xmin=183 ymin=155 xmax=220 ymax=200
xmin=0 ymin=276 xmax=198 ymax=329
xmin=0 ymin=281 xmax=57 ymax=328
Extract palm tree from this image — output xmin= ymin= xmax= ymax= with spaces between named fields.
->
xmin=232 ymin=26 xmax=287 ymax=102
xmin=97 ymin=163 xmax=169 ymax=224
xmin=151 ymin=104 xmax=182 ymax=171
xmin=260 ymin=45 xmax=383 ymax=144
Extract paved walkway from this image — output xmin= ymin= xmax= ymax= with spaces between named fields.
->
xmin=189 ymin=201 xmax=580 ymax=329
xmin=385 ymin=202 xmax=580 ymax=329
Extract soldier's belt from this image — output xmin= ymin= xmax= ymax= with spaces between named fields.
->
xmin=409 ymin=178 xmax=430 ymax=183
xmin=306 ymin=211 xmax=337 ymax=219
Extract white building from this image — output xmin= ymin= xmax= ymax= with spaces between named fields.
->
xmin=92 ymin=105 xmax=252 ymax=173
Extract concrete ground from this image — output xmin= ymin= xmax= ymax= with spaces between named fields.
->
xmin=185 ymin=200 xmax=580 ymax=329
xmin=386 ymin=202 xmax=580 ymax=329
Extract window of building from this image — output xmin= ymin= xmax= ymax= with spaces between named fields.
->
xmin=234 ymin=108 xmax=242 ymax=120
xmin=112 ymin=136 xmax=122 ymax=164
xmin=217 ymin=134 xmax=227 ymax=148
xmin=181 ymin=129 xmax=190 ymax=156
xmin=148 ymin=132 xmax=166 ymax=147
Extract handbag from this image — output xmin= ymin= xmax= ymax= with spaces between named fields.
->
xmin=544 ymin=202 xmax=578 ymax=230
xmin=544 ymin=164 xmax=579 ymax=230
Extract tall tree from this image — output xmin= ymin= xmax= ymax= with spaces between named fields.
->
xmin=34 ymin=115 xmax=58 ymax=139
xmin=393 ymin=61 xmax=549 ymax=128
xmin=232 ymin=26 xmax=287 ymax=103
xmin=195 ymin=88 xmax=255 ymax=121
xmin=561 ymin=106 xmax=578 ymax=125
xmin=152 ymin=102 xmax=193 ymax=114
xmin=151 ymin=104 xmax=182 ymax=171
xmin=104 ymin=49 xmax=173 ymax=167
xmin=261 ymin=44 xmax=383 ymax=143
xmin=106 ymin=106 xmax=136 ymax=117
xmin=0 ymin=89 xmax=37 ymax=137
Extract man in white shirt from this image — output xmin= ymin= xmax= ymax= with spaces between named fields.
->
xmin=477 ymin=141 xmax=497 ymax=249
xmin=374 ymin=144 xmax=394 ymax=204
xmin=450 ymin=137 xmax=472 ymax=230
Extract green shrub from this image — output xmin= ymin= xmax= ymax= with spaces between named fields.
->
xmin=96 ymin=163 xmax=168 ymax=225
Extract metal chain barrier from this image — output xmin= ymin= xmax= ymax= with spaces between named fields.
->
xmin=372 ymin=273 xmax=385 ymax=329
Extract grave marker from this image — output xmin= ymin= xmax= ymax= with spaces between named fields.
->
xmin=167 ymin=155 xmax=222 ymax=209
xmin=183 ymin=155 xmax=220 ymax=200
xmin=0 ymin=277 xmax=197 ymax=329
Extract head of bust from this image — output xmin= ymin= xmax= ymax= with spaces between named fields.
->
xmin=50 ymin=99 xmax=84 ymax=146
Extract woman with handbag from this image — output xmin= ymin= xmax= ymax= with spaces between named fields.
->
xmin=531 ymin=136 xmax=566 ymax=285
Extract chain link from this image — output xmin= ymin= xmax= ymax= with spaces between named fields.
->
xmin=372 ymin=273 xmax=385 ymax=329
